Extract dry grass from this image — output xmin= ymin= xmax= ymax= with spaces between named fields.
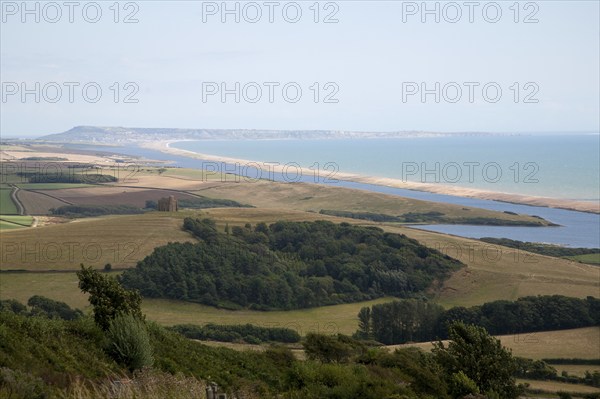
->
xmin=389 ymin=327 xmax=600 ymax=360
xmin=518 ymin=378 xmax=600 ymax=394
xmin=190 ymin=179 xmax=552 ymax=225
xmin=0 ymin=272 xmax=90 ymax=308
xmin=381 ymin=225 xmax=600 ymax=306
xmin=60 ymin=369 xmax=207 ymax=399
xmin=552 ymin=364 xmax=600 ymax=378
xmin=0 ymin=213 xmax=196 ymax=270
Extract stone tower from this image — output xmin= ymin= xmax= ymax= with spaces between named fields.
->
xmin=157 ymin=195 xmax=178 ymax=212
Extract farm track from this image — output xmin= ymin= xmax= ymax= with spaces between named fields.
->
xmin=9 ymin=185 xmax=25 ymax=216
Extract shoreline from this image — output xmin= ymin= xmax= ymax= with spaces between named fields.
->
xmin=141 ymin=140 xmax=600 ymax=214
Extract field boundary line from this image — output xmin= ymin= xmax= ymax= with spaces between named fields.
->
xmin=27 ymin=189 xmax=75 ymax=206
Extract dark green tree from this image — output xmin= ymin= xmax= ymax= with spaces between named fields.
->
xmin=0 ymin=299 xmax=28 ymax=315
xmin=77 ymin=265 xmax=143 ymax=330
xmin=433 ymin=321 xmax=522 ymax=399
xmin=356 ymin=307 xmax=372 ymax=339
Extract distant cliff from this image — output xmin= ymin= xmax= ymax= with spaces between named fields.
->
xmin=39 ymin=126 xmax=492 ymax=143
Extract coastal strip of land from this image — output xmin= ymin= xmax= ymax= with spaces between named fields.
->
xmin=143 ymin=140 xmax=600 ymax=214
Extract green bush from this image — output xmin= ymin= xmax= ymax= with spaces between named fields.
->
xmin=0 ymin=299 xmax=28 ymax=315
xmin=105 ymin=314 xmax=154 ymax=372
xmin=27 ymin=295 xmax=83 ymax=321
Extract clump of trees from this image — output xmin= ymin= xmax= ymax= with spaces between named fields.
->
xmin=0 ymin=296 xmax=82 ymax=321
xmin=169 ymin=323 xmax=301 ymax=344
xmin=480 ymin=237 xmax=600 ymax=258
xmin=356 ymin=296 xmax=600 ymax=344
xmin=50 ymin=204 xmax=146 ymax=217
xmin=27 ymin=173 xmax=117 ymax=184
xmin=145 ymin=196 xmax=252 ymax=210
xmin=120 ymin=218 xmax=462 ymax=310
xmin=319 ymin=210 xmax=550 ymax=226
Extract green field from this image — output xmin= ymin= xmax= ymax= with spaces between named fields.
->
xmin=0 ymin=221 xmax=26 ymax=230
xmin=0 ymin=215 xmax=33 ymax=227
xmin=15 ymin=183 xmax=95 ymax=190
xmin=566 ymin=253 xmax=600 ymax=265
xmin=0 ymin=188 xmax=18 ymax=214
xmin=142 ymin=297 xmax=397 ymax=335
xmin=0 ymin=272 xmax=88 ymax=308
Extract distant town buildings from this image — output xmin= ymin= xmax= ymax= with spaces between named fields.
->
xmin=157 ymin=195 xmax=178 ymax=212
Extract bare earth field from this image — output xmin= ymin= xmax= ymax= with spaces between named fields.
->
xmin=16 ymin=189 xmax=70 ymax=215
xmin=46 ymin=186 xmax=200 ymax=207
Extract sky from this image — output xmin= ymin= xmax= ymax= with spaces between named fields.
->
xmin=1 ymin=0 xmax=599 ymax=137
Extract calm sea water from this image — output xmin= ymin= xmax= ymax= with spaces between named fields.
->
xmin=172 ymin=135 xmax=600 ymax=201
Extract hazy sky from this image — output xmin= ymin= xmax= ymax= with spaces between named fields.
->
xmin=1 ymin=1 xmax=599 ymax=137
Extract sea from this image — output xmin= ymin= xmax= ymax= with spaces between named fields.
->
xmin=171 ymin=134 xmax=600 ymax=202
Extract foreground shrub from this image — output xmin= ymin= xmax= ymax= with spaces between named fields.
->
xmin=62 ymin=369 xmax=206 ymax=399
xmin=105 ymin=314 xmax=153 ymax=372
xmin=0 ymin=367 xmax=48 ymax=399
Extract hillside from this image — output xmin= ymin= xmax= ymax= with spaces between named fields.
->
xmin=0 ymin=309 xmax=479 ymax=399
xmin=38 ymin=125 xmax=490 ymax=143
